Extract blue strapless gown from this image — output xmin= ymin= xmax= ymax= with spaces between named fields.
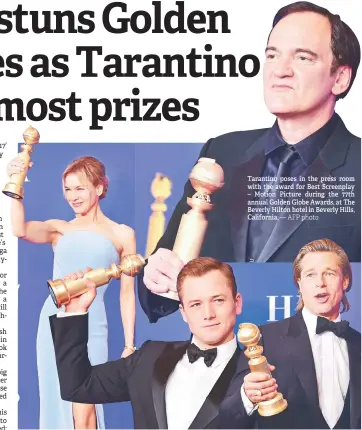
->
xmin=36 ymin=231 xmax=120 ymax=429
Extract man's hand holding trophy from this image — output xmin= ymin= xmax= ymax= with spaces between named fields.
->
xmin=48 ymin=254 xmax=145 ymax=308
xmin=144 ymin=157 xmax=225 ymax=301
xmin=238 ymin=323 xmax=287 ymax=416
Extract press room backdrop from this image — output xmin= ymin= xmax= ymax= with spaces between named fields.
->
xmin=18 ymin=142 xmax=360 ymax=429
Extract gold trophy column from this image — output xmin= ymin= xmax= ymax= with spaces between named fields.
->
xmin=3 ymin=125 xmax=40 ymax=199
xmin=145 ymin=173 xmax=172 ymax=258
xmin=48 ymin=254 xmax=145 ymax=308
xmin=157 ymin=158 xmax=225 ymax=301
xmin=237 ymin=323 xmax=287 ymax=416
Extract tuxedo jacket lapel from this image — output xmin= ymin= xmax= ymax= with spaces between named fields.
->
xmin=284 ymin=314 xmax=361 ymax=428
xmin=189 ymin=348 xmax=241 ymax=429
xmin=283 ymin=312 xmax=320 ymax=413
xmin=230 ymin=130 xmax=270 ymax=261
xmin=256 ymin=119 xmax=352 ymax=262
xmin=346 ymin=330 xmax=361 ymax=429
xmin=152 ymin=341 xmax=189 ymax=429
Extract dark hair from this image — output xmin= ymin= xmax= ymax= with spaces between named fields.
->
xmin=177 ymin=257 xmax=237 ymax=302
xmin=271 ymin=1 xmax=360 ymax=100
xmin=293 ymin=238 xmax=352 ymax=313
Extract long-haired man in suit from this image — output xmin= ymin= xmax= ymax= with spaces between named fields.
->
xmin=50 ymin=257 xmax=242 ymax=429
xmin=139 ymin=1 xmax=361 ymax=323
xmin=219 ymin=238 xmax=360 ymax=429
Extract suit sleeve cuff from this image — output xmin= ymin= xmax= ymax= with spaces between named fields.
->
xmin=240 ymin=383 xmax=258 ymax=416
xmin=57 ymin=311 xmax=88 ymax=318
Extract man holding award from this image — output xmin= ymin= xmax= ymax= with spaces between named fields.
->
xmin=139 ymin=0 xmax=361 ymax=323
xmin=219 ymin=239 xmax=361 ymax=429
xmin=50 ymin=257 xmax=243 ymax=429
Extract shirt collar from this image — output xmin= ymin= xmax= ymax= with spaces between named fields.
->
xmin=265 ymin=112 xmax=340 ymax=167
xmin=191 ymin=336 xmax=237 ymax=368
xmin=302 ymin=306 xmax=341 ymax=340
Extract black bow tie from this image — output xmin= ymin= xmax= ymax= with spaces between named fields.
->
xmin=187 ymin=343 xmax=217 ymax=367
xmin=316 ymin=316 xmax=349 ymax=339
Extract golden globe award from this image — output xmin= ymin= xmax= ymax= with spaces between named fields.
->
xmin=48 ymin=254 xmax=145 ymax=308
xmin=3 ymin=125 xmax=40 ymax=199
xmin=157 ymin=157 xmax=225 ymax=301
xmin=145 ymin=173 xmax=172 ymax=258
xmin=237 ymin=323 xmax=288 ymax=416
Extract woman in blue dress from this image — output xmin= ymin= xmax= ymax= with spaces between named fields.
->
xmin=7 ymin=155 xmax=136 ymax=429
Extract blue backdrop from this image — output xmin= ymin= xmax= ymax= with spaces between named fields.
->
xmin=18 ymin=143 xmax=360 ymax=429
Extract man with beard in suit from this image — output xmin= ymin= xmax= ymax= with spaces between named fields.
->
xmin=50 ymin=257 xmax=242 ymax=429
xmin=139 ymin=1 xmax=361 ymax=323
xmin=219 ymin=238 xmax=361 ymax=429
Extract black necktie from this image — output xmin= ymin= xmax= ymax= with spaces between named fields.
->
xmin=186 ymin=343 xmax=217 ymax=367
xmin=276 ymin=146 xmax=297 ymax=181
xmin=316 ymin=316 xmax=349 ymax=339
xmin=246 ymin=146 xmax=298 ymax=261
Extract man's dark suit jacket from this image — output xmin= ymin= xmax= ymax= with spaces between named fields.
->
xmin=50 ymin=314 xmax=240 ymax=429
xmin=219 ymin=311 xmax=361 ymax=429
xmin=138 ymin=117 xmax=361 ymax=322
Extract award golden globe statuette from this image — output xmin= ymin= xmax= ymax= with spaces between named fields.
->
xmin=145 ymin=173 xmax=172 ymax=258
xmin=3 ymin=125 xmax=40 ymax=199
xmin=157 ymin=157 xmax=225 ymax=301
xmin=48 ymin=254 xmax=145 ymax=308
xmin=237 ymin=323 xmax=287 ymax=416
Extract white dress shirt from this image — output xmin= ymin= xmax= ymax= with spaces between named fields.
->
xmin=57 ymin=311 xmax=87 ymax=317
xmin=165 ymin=336 xmax=237 ymax=430
xmin=302 ymin=307 xmax=350 ymax=429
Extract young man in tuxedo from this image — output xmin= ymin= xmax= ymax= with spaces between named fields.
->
xmin=50 ymin=257 xmax=242 ymax=429
xmin=139 ymin=1 xmax=361 ymax=323
xmin=219 ymin=238 xmax=361 ymax=429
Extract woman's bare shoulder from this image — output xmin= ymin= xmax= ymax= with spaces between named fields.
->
xmin=113 ymin=223 xmax=135 ymax=240
xmin=104 ymin=218 xmax=134 ymax=234
xmin=101 ymin=220 xmax=135 ymax=253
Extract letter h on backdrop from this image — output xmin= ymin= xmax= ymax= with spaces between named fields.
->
xmin=267 ymin=295 xmax=299 ymax=321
